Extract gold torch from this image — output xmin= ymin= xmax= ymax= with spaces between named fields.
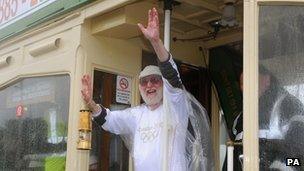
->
xmin=77 ymin=109 xmax=92 ymax=150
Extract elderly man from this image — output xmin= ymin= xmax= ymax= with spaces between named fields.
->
xmin=81 ymin=8 xmax=211 ymax=171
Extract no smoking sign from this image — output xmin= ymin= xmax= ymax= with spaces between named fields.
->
xmin=119 ymin=78 xmax=129 ymax=90
xmin=116 ymin=76 xmax=132 ymax=104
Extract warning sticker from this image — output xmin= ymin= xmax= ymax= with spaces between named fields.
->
xmin=16 ymin=104 xmax=24 ymax=117
xmin=116 ymin=75 xmax=132 ymax=104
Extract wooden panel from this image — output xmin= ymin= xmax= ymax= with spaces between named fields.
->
xmin=100 ymin=73 xmax=113 ymax=171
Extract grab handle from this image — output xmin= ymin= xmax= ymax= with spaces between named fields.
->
xmin=29 ymin=38 xmax=61 ymax=57
xmin=0 ymin=56 xmax=12 ymax=69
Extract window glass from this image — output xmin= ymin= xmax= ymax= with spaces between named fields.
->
xmin=285 ymin=84 xmax=304 ymax=105
xmin=0 ymin=75 xmax=70 ymax=170
xmin=259 ymin=6 xmax=304 ymax=170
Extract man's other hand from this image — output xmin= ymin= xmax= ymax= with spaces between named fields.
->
xmin=81 ymin=74 xmax=93 ymax=105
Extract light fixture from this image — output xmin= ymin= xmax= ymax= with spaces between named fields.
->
xmin=219 ymin=0 xmax=238 ymax=27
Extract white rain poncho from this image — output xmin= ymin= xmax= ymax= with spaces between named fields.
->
xmin=183 ymin=91 xmax=214 ymax=171
xmin=161 ymin=87 xmax=214 ymax=171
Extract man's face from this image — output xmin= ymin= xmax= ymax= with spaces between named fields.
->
xmin=139 ymin=74 xmax=163 ymax=106
xmin=259 ymin=73 xmax=270 ymax=97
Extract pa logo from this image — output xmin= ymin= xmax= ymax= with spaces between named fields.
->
xmin=286 ymin=158 xmax=301 ymax=166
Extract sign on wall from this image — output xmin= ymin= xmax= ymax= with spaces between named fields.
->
xmin=6 ymin=80 xmax=55 ymax=108
xmin=116 ymin=75 xmax=132 ymax=105
xmin=0 ymin=0 xmax=94 ymax=42
xmin=0 ymin=0 xmax=59 ymax=30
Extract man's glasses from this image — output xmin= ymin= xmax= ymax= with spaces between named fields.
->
xmin=139 ymin=75 xmax=162 ymax=86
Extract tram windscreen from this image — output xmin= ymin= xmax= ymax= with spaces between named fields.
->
xmin=0 ymin=75 xmax=70 ymax=170
xmin=258 ymin=6 xmax=304 ymax=170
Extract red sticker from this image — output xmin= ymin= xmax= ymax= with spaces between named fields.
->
xmin=16 ymin=105 xmax=23 ymax=117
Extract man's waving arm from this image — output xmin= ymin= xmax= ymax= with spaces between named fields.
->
xmin=138 ymin=8 xmax=183 ymax=89
xmin=81 ymin=74 xmax=106 ymax=125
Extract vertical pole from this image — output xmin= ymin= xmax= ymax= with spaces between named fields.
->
xmin=227 ymin=144 xmax=234 ymax=171
xmin=164 ymin=10 xmax=171 ymax=51
xmin=162 ymin=1 xmax=172 ymax=170
xmin=244 ymin=0 xmax=259 ymax=170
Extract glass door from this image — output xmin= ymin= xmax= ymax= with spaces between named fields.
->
xmin=244 ymin=1 xmax=304 ymax=170
xmin=258 ymin=5 xmax=304 ymax=170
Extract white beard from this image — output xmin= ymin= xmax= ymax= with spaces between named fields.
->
xmin=140 ymin=86 xmax=163 ymax=106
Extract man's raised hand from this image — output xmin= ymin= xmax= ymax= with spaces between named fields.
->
xmin=137 ymin=8 xmax=169 ymax=62
xmin=138 ymin=8 xmax=160 ymax=43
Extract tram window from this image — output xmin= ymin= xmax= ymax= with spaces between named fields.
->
xmin=285 ymin=84 xmax=304 ymax=105
xmin=0 ymin=75 xmax=70 ymax=170
xmin=259 ymin=6 xmax=304 ymax=170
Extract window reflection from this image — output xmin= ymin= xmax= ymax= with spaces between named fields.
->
xmin=285 ymin=85 xmax=304 ymax=105
xmin=0 ymin=75 xmax=70 ymax=170
xmin=259 ymin=6 xmax=304 ymax=170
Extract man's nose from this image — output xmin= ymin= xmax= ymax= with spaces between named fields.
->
xmin=147 ymin=80 xmax=153 ymax=87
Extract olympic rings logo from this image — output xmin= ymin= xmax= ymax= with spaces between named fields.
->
xmin=139 ymin=129 xmax=159 ymax=143
xmin=138 ymin=122 xmax=163 ymax=143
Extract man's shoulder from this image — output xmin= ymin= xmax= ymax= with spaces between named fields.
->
xmin=280 ymin=92 xmax=304 ymax=116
